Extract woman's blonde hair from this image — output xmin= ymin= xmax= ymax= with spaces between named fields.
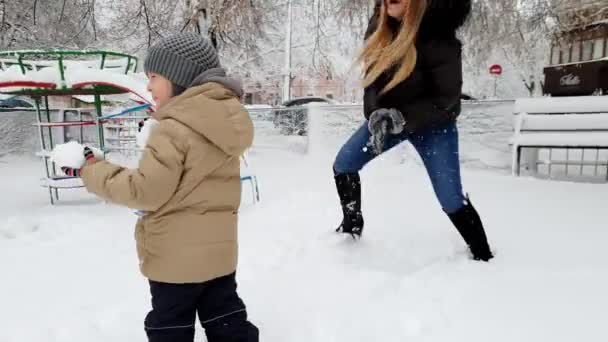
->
xmin=358 ymin=0 xmax=427 ymax=94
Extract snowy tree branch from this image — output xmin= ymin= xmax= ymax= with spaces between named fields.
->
xmin=58 ymin=0 xmax=66 ymax=23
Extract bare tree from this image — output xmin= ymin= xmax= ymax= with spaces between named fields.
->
xmin=0 ymin=0 xmax=100 ymax=50
xmin=458 ymin=0 xmax=567 ymax=97
xmin=4 ymin=0 xmax=589 ymax=100
xmin=98 ymin=0 xmax=184 ymax=52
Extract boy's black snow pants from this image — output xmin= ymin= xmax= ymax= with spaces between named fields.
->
xmin=144 ymin=272 xmax=259 ymax=342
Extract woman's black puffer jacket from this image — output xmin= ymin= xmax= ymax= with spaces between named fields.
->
xmin=363 ymin=0 xmax=471 ymax=134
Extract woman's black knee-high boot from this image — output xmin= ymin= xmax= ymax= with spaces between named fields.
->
xmin=447 ymin=197 xmax=494 ymax=261
xmin=334 ymin=171 xmax=364 ymax=238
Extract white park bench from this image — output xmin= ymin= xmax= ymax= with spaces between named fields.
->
xmin=511 ymin=96 xmax=608 ymax=179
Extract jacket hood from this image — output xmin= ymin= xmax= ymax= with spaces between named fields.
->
xmin=156 ymin=82 xmax=253 ymax=157
xmin=189 ymin=67 xmax=244 ymax=98
xmin=419 ymin=0 xmax=471 ymax=40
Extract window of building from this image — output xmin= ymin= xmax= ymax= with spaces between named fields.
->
xmin=571 ymin=41 xmax=581 ymax=62
xmin=593 ymin=38 xmax=605 ymax=59
xmin=551 ymin=45 xmax=560 ymax=65
xmin=561 ymin=44 xmax=571 ymax=64
xmin=582 ymin=40 xmax=593 ymax=61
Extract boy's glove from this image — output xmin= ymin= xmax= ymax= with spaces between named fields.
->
xmin=367 ymin=108 xmax=405 ymax=154
xmin=61 ymin=147 xmax=95 ymax=177
xmin=138 ymin=118 xmax=149 ymax=132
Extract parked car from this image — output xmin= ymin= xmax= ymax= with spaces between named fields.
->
xmin=273 ymin=96 xmax=336 ymax=135
xmin=0 ymin=97 xmax=34 ymax=112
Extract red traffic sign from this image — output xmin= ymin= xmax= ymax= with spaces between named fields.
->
xmin=489 ymin=64 xmax=502 ymax=76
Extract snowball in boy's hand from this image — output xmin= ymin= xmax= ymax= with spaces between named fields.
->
xmin=136 ymin=118 xmax=159 ymax=148
xmin=50 ymin=141 xmax=88 ymax=169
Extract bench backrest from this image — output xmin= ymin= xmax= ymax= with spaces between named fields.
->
xmin=514 ymin=96 xmax=608 ymax=133
xmin=518 ymin=113 xmax=608 ymax=132
xmin=515 ymin=96 xmax=608 ymax=115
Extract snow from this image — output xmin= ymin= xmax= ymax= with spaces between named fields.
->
xmin=513 ymin=131 xmax=608 ymax=147
xmin=0 ymin=55 xmax=133 ymax=72
xmin=0 ymin=65 xmax=28 ymax=81
xmin=512 ymin=111 xmax=608 ymax=149
xmin=50 ymin=141 xmax=89 ymax=169
xmin=514 ymin=96 xmax=608 ymax=114
xmin=27 ymin=65 xmax=60 ymax=84
xmin=1 ymin=103 xmax=608 ymax=341
xmin=0 ymin=65 xmax=61 ymax=89
xmin=518 ymin=113 xmax=608 ymax=131
xmin=67 ymin=66 xmax=153 ymax=106
xmin=39 ymin=176 xmax=85 ymax=189
xmin=73 ymin=93 xmax=132 ymax=104
xmin=245 ymin=104 xmax=273 ymax=109
xmin=64 ymin=58 xmax=132 ymax=71
xmin=0 ymin=63 xmax=153 ymax=106
xmin=50 ymin=141 xmax=104 ymax=169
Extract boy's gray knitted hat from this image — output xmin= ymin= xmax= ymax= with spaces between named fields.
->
xmin=144 ymin=33 xmax=220 ymax=88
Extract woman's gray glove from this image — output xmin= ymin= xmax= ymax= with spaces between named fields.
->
xmin=367 ymin=108 xmax=405 ymax=154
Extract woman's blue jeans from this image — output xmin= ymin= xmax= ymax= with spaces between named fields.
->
xmin=333 ymin=121 xmax=465 ymax=214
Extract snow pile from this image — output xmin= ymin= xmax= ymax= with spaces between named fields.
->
xmin=304 ymin=101 xmax=331 ymax=107
xmin=513 ymin=131 xmax=608 ymax=147
xmin=511 ymin=112 xmax=608 ymax=146
xmin=0 ymin=63 xmax=154 ymax=105
xmin=67 ymin=67 xmax=154 ymax=105
xmin=0 ymin=65 xmax=31 ymax=82
xmin=135 ymin=118 xmax=159 ymax=148
xmin=517 ymin=113 xmax=608 ymax=131
xmin=50 ymin=141 xmax=104 ymax=169
xmin=1 ymin=146 xmax=608 ymax=341
xmin=27 ymin=66 xmax=60 ymax=84
xmin=1 ymin=103 xmax=608 ymax=341
xmin=0 ymin=65 xmax=60 ymax=88
xmin=63 ymin=58 xmax=133 ymax=72
xmin=514 ymin=96 xmax=608 ymax=114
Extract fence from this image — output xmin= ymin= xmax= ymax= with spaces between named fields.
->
xmin=246 ymin=101 xmax=516 ymax=172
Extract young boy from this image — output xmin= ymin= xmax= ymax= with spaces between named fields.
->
xmin=70 ymin=33 xmax=259 ymax=342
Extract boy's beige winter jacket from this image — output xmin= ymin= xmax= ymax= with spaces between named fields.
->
xmin=81 ymin=82 xmax=253 ymax=283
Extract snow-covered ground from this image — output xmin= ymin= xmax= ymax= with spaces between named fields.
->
xmin=1 ymin=103 xmax=607 ymax=342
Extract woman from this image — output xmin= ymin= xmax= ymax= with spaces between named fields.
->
xmin=332 ymin=0 xmax=493 ymax=261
